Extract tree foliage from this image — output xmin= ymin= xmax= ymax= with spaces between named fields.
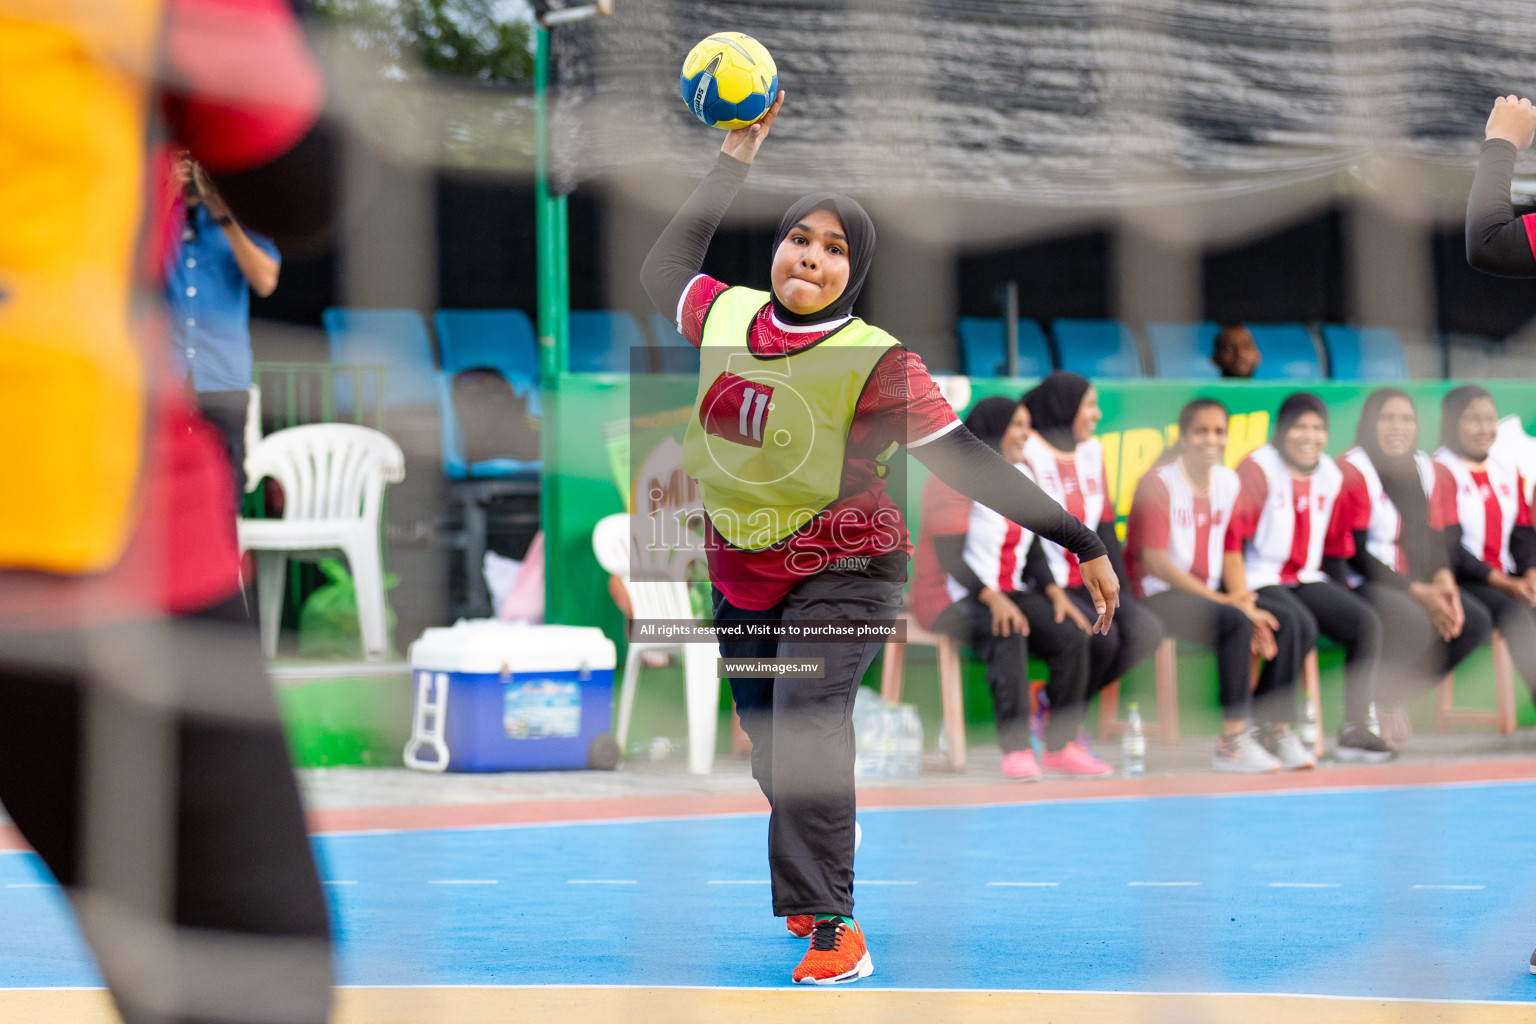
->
xmin=311 ymin=0 xmax=534 ymax=86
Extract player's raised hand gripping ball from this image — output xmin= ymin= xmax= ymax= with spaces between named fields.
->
xmin=680 ymin=32 xmax=779 ymax=130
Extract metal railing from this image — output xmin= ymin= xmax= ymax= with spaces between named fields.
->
xmin=253 ymin=361 xmax=389 ymax=431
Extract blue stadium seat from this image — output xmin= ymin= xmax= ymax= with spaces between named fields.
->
xmin=434 ymin=309 xmax=539 ymax=381
xmin=649 ymin=313 xmax=701 ymax=374
xmin=1145 ymin=322 xmax=1220 ymax=379
xmin=435 ymin=373 xmax=541 ymax=481
xmin=1322 ymin=325 xmax=1408 ymax=381
xmin=433 ymin=310 xmax=543 ymax=480
xmin=569 ymin=310 xmax=646 ymax=374
xmin=322 ymin=307 xmax=438 ymax=411
xmin=1246 ymin=323 xmax=1323 ymax=381
xmin=956 ymin=317 xmax=1053 ymax=377
xmin=1049 ymin=319 xmax=1144 ymax=378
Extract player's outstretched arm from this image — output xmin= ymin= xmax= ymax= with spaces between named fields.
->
xmin=910 ymin=426 xmax=1117 ymax=633
xmin=640 ymin=92 xmax=786 ymax=318
xmin=1467 ymin=95 xmax=1536 ymax=277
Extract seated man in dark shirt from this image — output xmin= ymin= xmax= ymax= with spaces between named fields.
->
xmin=1212 ymin=323 xmax=1261 ymax=379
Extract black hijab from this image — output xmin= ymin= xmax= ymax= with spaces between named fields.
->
xmin=964 ymin=396 xmax=1022 ymax=455
xmin=1355 ymin=388 xmax=1435 ymax=574
xmin=1021 ymin=371 xmax=1092 ymax=451
xmin=1440 ymin=384 xmax=1493 ymax=459
xmin=770 ymin=194 xmax=876 ymax=326
xmin=1273 ymin=392 xmax=1328 ymax=471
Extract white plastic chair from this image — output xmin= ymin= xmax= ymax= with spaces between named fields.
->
xmin=237 ymin=423 xmax=405 ymax=662
xmin=592 ymin=512 xmax=721 ymax=774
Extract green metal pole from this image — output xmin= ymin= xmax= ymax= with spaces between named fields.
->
xmin=555 ymin=194 xmax=570 ymax=342
xmin=535 ymin=21 xmax=572 ymax=622
xmin=535 ymin=24 xmax=562 ymax=381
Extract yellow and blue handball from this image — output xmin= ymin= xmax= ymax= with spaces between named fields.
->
xmin=679 ymin=32 xmax=778 ymax=130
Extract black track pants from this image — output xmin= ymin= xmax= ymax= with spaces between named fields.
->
xmin=1065 ymin=589 xmax=1164 ymax=697
xmin=1258 ymin=581 xmax=1380 ymax=726
xmin=931 ymin=589 xmax=1092 ymax=753
xmin=714 ymin=552 xmax=904 ymax=918
xmin=1361 ymin=583 xmax=1493 ymax=707
xmin=1139 ymin=590 xmax=1253 ymax=717
xmin=1460 ymin=580 xmax=1536 ymax=696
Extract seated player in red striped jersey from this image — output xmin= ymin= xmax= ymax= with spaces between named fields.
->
xmin=1229 ymin=393 xmax=1394 ymax=763
xmin=911 ymin=397 xmax=1104 ymax=780
xmin=1019 ymin=372 xmax=1164 ymax=743
xmin=1126 ymin=400 xmax=1313 ymax=772
xmin=1433 ymin=385 xmax=1536 ymax=702
xmin=1336 ymin=390 xmax=1493 ymax=747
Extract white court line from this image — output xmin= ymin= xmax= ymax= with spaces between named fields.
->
xmin=428 ymin=879 xmax=499 ymax=885
xmin=856 ymin=880 xmax=919 ymax=886
xmin=1412 ymin=884 xmax=1484 ymax=890
xmin=566 ymin=879 xmax=636 ymax=885
xmin=706 ymin=880 xmax=770 ymax=885
xmin=5 ymin=883 xmax=50 ymax=889
xmin=986 ymin=881 xmax=1060 ymax=887
xmin=1128 ymin=881 xmax=1200 ymax=887
xmin=324 ymin=880 xmax=358 ymax=886
xmin=1269 ymin=882 xmax=1340 ymax=888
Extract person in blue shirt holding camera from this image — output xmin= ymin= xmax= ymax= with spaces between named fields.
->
xmin=166 ymin=151 xmax=281 ymax=503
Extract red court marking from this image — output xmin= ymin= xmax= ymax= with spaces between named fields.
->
xmin=306 ymin=756 xmax=1536 ymax=836
xmin=4 ymin=758 xmax=1532 ymax=852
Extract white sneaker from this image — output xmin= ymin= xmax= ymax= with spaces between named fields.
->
xmin=1261 ymin=725 xmax=1317 ymax=770
xmin=1212 ymin=730 xmax=1282 ymax=773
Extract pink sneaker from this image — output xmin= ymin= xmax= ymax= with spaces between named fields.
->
xmin=1042 ymin=741 xmax=1113 ymax=777
xmin=1000 ymin=749 xmax=1041 ymax=781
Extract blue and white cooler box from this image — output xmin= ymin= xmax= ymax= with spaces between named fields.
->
xmin=404 ymin=621 xmax=617 ymax=771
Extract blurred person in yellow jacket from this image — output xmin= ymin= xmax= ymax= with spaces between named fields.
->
xmin=0 ymin=0 xmax=336 ymax=1019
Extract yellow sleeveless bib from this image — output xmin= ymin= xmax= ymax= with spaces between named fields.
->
xmin=0 ymin=0 xmax=161 ymax=572
xmin=680 ymin=287 xmax=897 ymax=551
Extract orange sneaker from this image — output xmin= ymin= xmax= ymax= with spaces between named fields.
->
xmin=786 ymin=915 xmax=814 ymax=938
xmin=792 ymin=917 xmax=874 ymax=985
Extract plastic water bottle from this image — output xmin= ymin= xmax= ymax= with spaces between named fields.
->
xmin=1122 ymin=702 xmax=1146 ymax=777
xmin=893 ymin=704 xmax=923 ymax=778
xmin=853 ymin=688 xmax=889 ymax=777
xmin=627 ymin=736 xmax=681 ymax=761
xmin=1366 ymin=701 xmax=1381 ymax=737
xmin=1300 ymin=695 xmax=1320 ymax=748
xmin=1029 ymin=685 xmax=1047 ymax=761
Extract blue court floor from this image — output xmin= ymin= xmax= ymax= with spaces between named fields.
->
xmin=4 ymin=780 xmax=1535 ymax=1001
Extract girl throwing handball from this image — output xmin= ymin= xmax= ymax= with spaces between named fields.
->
xmin=641 ymin=94 xmax=1119 ymax=984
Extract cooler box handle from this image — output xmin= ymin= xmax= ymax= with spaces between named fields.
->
xmin=404 ymin=671 xmax=451 ymax=772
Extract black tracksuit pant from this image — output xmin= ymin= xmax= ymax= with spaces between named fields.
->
xmin=0 ymin=596 xmax=332 ymax=1024
xmin=1139 ymin=588 xmax=1305 ymax=725
xmin=931 ymin=589 xmax=1092 ymax=753
xmin=1258 ymin=580 xmax=1380 ymax=726
xmin=713 ymin=551 xmax=905 ymax=918
xmin=1362 ymin=583 xmax=1493 ymax=707
xmin=1460 ymin=580 xmax=1536 ymax=697
xmin=1066 ymin=588 xmax=1164 ymax=699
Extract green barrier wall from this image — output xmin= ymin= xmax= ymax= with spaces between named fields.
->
xmin=545 ymin=375 xmax=1536 ymax=742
